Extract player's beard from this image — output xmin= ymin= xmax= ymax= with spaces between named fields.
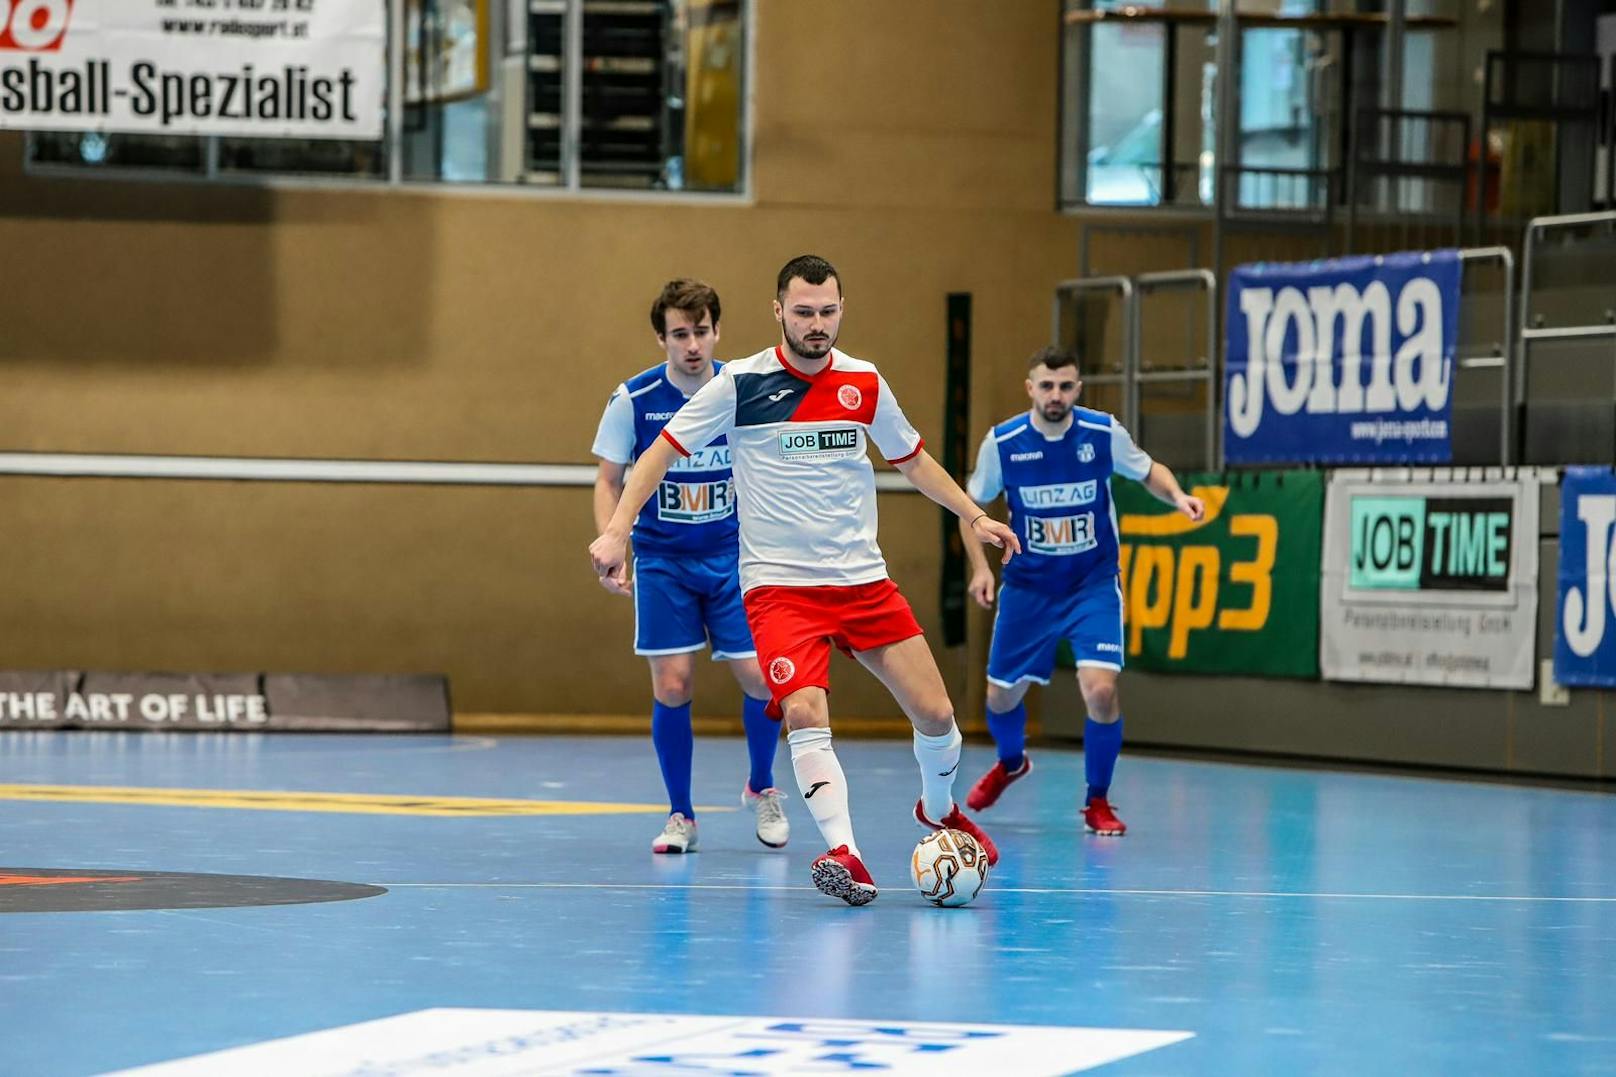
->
xmin=784 ymin=324 xmax=836 ymax=361
xmin=1040 ymin=400 xmax=1072 ymax=422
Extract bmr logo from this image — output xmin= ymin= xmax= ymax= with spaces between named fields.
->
xmin=1563 ymin=494 xmax=1616 ymax=657
xmin=1348 ymin=495 xmax=1511 ymax=592
xmin=1229 ymin=275 xmax=1449 ymax=438
xmin=0 ymin=0 xmax=72 ymax=52
xmin=656 ymin=480 xmax=733 ymax=525
xmin=1025 ymin=513 xmax=1097 ymax=556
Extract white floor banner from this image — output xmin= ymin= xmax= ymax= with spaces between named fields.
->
xmin=1320 ymin=469 xmax=1543 ymax=689
xmin=109 ymin=1008 xmax=1195 ymax=1076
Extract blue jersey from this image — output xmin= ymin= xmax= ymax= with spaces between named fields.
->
xmin=966 ymin=406 xmax=1153 ymax=591
xmin=592 ymin=362 xmax=738 ymax=559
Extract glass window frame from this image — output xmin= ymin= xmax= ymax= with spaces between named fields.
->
xmin=19 ymin=0 xmax=756 ymax=204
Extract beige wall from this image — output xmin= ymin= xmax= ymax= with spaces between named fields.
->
xmin=0 ymin=2 xmax=1220 ymax=720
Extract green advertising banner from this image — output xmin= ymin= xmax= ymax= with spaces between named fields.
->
xmin=1108 ymin=469 xmax=1323 ymax=678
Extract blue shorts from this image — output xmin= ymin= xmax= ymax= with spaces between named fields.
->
xmin=986 ymin=575 xmax=1125 ymax=688
xmin=633 ymin=553 xmax=756 ymax=661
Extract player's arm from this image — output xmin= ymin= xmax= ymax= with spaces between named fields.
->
xmin=589 ymin=387 xmax=638 ymax=594
xmin=591 ymin=459 xmax=633 ymax=595
xmin=955 ymin=430 xmax=1004 ymax=608
xmin=895 ymin=450 xmax=1021 ymax=565
xmin=1116 ymin=423 xmax=1204 ymax=521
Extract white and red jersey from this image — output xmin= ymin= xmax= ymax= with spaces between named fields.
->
xmin=659 ymin=345 xmax=924 ymax=593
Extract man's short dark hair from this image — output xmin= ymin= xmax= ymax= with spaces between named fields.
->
xmin=776 ymin=255 xmax=842 ymax=300
xmin=650 ymin=279 xmax=721 ymax=336
xmin=1027 ymin=346 xmax=1080 ymax=376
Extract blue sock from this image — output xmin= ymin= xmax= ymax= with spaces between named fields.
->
xmin=985 ymin=702 xmax=1028 ymax=771
xmin=651 ymin=700 xmax=695 ymax=818
xmin=741 ymin=695 xmax=778 ymax=793
xmin=1085 ymin=716 xmax=1123 ymax=802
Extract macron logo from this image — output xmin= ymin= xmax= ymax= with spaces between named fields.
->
xmin=768 ymin=388 xmax=795 ymax=403
xmin=1010 ymin=451 xmax=1043 ymax=462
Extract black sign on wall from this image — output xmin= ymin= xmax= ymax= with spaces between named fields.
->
xmin=941 ymin=293 xmax=972 ymax=647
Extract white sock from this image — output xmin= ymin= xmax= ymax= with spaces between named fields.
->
xmin=788 ymin=727 xmax=858 ymax=856
xmin=913 ymin=722 xmax=963 ymax=822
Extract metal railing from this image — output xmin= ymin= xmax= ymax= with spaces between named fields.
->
xmin=1052 ymin=276 xmax=1137 ymax=431
xmin=1133 ymin=269 xmax=1218 ymax=470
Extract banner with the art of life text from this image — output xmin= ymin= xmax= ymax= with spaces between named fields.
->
xmin=1554 ymin=467 xmax=1616 ymax=687
xmin=0 ymin=0 xmax=385 ymax=139
xmin=1112 ymin=469 xmax=1323 ymax=679
xmin=1320 ymin=470 xmax=1542 ymax=689
xmin=1224 ymin=250 xmax=1461 ymax=465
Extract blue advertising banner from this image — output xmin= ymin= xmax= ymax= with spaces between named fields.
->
xmin=1555 ymin=467 xmax=1616 ymax=687
xmin=1224 ymin=250 xmax=1462 ymax=465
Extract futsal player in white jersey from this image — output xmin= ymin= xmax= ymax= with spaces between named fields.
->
xmin=958 ymin=347 xmax=1203 ymax=835
xmin=591 ymin=255 xmax=1020 ymax=905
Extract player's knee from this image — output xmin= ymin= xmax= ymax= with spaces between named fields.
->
xmin=652 ymin=671 xmax=694 ymax=706
xmin=911 ymin=697 xmax=955 ymax=736
xmin=1082 ymin=680 xmax=1119 ymax=720
xmin=984 ymin=684 xmax=1020 ymax=714
xmin=780 ymin=692 xmax=827 ymax=731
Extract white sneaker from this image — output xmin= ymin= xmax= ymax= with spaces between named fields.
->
xmin=743 ymin=785 xmax=790 ymax=848
xmin=651 ymin=812 xmax=698 ymax=854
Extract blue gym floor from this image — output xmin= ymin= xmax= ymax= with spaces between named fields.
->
xmin=2 ymin=730 xmax=1614 ymax=1075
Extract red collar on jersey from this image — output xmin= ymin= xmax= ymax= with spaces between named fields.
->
xmin=776 ymin=345 xmax=835 ymax=383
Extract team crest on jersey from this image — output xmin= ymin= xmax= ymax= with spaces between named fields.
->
xmin=837 ymin=384 xmax=863 ymax=411
xmin=768 ymin=657 xmax=796 ymax=685
xmin=1077 ymin=442 xmax=1096 ymax=463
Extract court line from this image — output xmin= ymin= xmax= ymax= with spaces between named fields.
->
xmin=381 ymin=882 xmax=1616 ymax=903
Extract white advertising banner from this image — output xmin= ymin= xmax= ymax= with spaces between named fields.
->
xmin=0 ymin=0 xmax=385 ymax=139
xmin=1320 ymin=469 xmax=1542 ymax=689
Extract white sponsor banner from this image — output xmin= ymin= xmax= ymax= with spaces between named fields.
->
xmin=1320 ymin=469 xmax=1543 ymax=689
xmin=108 ymin=1008 xmax=1195 ymax=1075
xmin=0 ymin=0 xmax=384 ymax=139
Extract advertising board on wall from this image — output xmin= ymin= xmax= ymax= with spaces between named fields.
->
xmin=1320 ymin=470 xmax=1541 ymax=689
xmin=1554 ymin=467 xmax=1616 ymax=687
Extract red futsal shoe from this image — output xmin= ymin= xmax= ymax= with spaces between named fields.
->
xmin=810 ymin=846 xmax=878 ymax=906
xmin=965 ymin=755 xmax=1033 ymax=812
xmin=914 ymin=800 xmax=1000 ymax=866
xmin=1083 ymin=796 xmax=1127 ymax=836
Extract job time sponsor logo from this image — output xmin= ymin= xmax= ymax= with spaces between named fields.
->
xmin=656 ymin=479 xmax=734 ymax=525
xmin=1025 ymin=513 xmax=1097 ymax=556
xmin=779 ymin=427 xmax=860 ymax=461
xmin=1348 ymin=495 xmax=1511 ymax=592
xmin=1019 ymin=481 xmax=1097 ymax=509
xmin=1229 ymin=274 xmax=1450 ymax=438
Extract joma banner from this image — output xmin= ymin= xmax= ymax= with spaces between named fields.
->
xmin=1320 ymin=471 xmax=1541 ymax=689
xmin=1224 ymin=250 xmax=1462 ymax=464
xmin=1114 ymin=470 xmax=1322 ymax=678
xmin=1554 ymin=467 xmax=1616 ymax=687
xmin=0 ymin=0 xmax=385 ymax=139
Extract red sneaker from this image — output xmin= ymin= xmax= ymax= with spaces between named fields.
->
xmin=810 ymin=845 xmax=878 ymax=906
xmin=914 ymin=800 xmax=1000 ymax=866
xmin=1083 ymin=796 xmax=1127 ymax=836
xmin=965 ymin=755 xmax=1033 ymax=812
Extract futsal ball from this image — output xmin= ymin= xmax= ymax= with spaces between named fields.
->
xmin=910 ymin=828 xmax=989 ymax=907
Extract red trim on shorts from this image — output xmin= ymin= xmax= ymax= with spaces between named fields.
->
xmin=887 ymin=438 xmax=925 ymax=465
xmin=659 ymin=428 xmax=690 ymax=456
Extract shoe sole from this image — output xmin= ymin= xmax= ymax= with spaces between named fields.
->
xmin=811 ymin=860 xmax=877 ymax=906
xmin=755 ymin=833 xmax=788 ymax=849
xmin=1083 ymin=824 xmax=1125 ymax=836
xmin=651 ymin=845 xmax=695 ymax=853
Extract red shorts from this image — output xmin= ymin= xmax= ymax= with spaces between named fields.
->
xmin=742 ymin=578 xmax=925 ymax=718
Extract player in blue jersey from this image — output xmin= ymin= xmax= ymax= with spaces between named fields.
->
xmin=592 ymin=279 xmax=787 ymax=855
xmin=958 ymin=346 xmax=1203 ymax=835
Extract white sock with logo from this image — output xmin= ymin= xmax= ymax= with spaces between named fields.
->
xmin=913 ymin=722 xmax=963 ymax=822
xmin=788 ymin=726 xmax=858 ymax=857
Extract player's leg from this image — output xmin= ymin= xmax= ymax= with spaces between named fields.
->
xmin=852 ymin=630 xmax=998 ymax=865
xmin=701 ymin=557 xmax=787 ymax=845
xmin=967 ymin=581 xmax=1060 ymax=811
xmin=634 ymin=556 xmax=708 ymax=854
xmin=743 ymin=585 xmax=872 ymax=904
xmin=1071 ymin=577 xmax=1127 ymax=836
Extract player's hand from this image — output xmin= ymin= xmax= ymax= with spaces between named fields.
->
xmin=589 ymin=530 xmax=632 ymax=593
xmin=972 ymin=515 xmax=1022 ymax=565
xmin=597 ymin=566 xmax=633 ymax=596
xmin=967 ymin=568 xmax=996 ymax=609
xmin=1177 ymin=493 xmax=1205 ymax=522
